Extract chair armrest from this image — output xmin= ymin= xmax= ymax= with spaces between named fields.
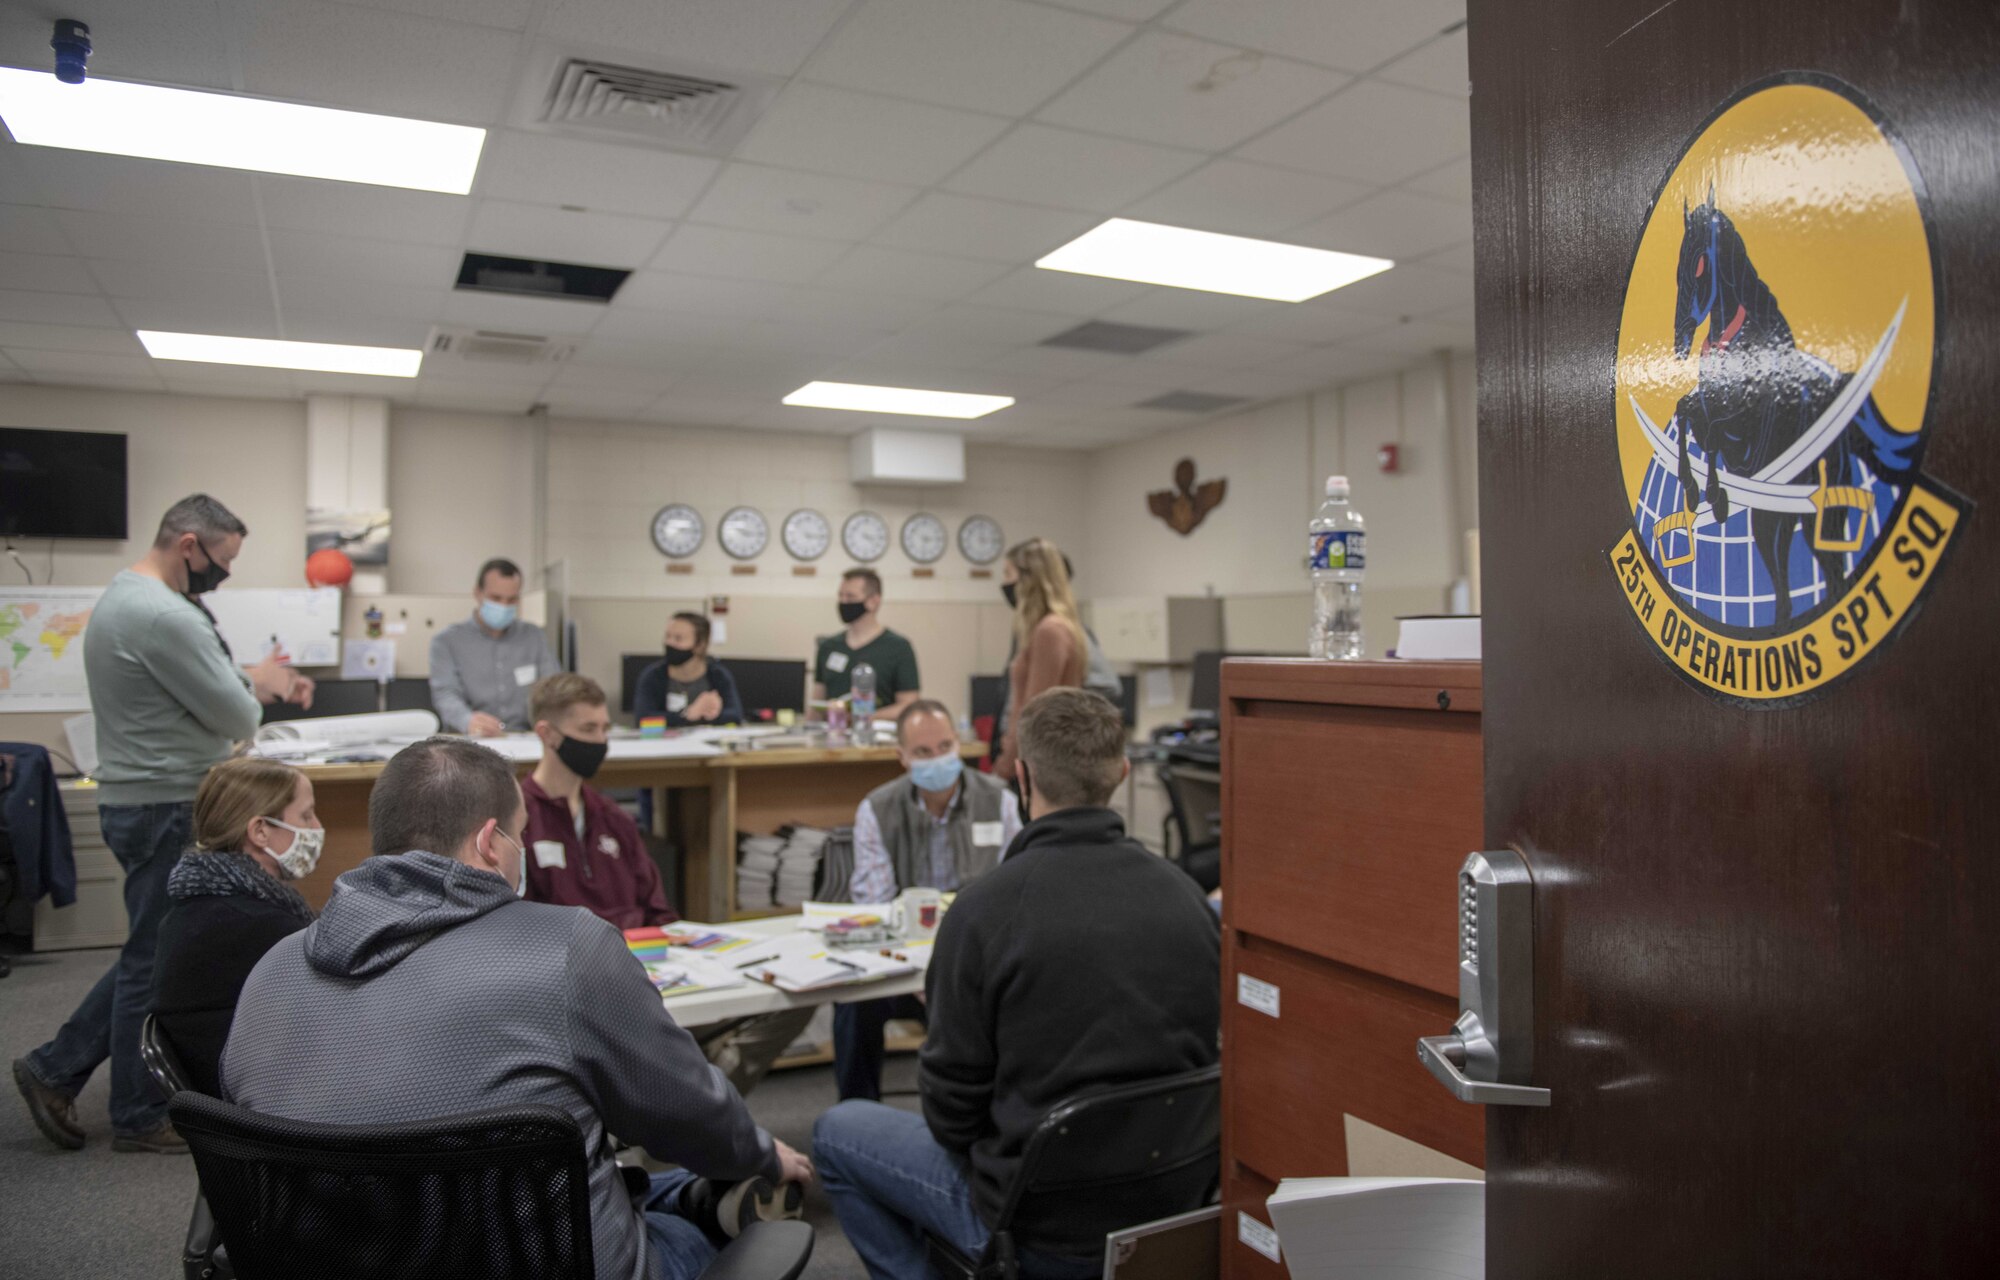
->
xmin=697 ymin=1220 xmax=814 ymax=1280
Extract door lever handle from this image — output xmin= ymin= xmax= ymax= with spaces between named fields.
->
xmin=1418 ymin=1033 xmax=1550 ymax=1106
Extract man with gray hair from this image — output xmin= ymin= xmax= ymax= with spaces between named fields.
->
xmin=223 ymin=737 xmax=812 ymax=1279
xmin=14 ymin=494 xmax=311 ymax=1155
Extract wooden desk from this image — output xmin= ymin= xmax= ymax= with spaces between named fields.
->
xmin=293 ymin=740 xmax=985 ymax=921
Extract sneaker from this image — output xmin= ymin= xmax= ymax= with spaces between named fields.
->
xmin=112 ymin=1122 xmax=189 ymax=1154
xmin=12 ymin=1058 xmax=85 ymax=1151
xmin=685 ymin=1176 xmax=805 ymax=1239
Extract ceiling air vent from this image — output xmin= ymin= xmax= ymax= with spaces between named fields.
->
xmin=425 ymin=327 xmax=577 ymax=367
xmin=537 ymin=56 xmax=775 ymax=152
xmin=1135 ymin=391 xmax=1252 ymax=413
xmin=1039 ymin=321 xmax=1193 ymax=355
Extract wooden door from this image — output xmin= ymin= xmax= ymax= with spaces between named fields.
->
xmin=1468 ymin=0 xmax=1999 ymax=1274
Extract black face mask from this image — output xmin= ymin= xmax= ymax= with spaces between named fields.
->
xmin=184 ymin=540 xmax=230 ymax=595
xmin=1001 ymin=582 xmax=1018 ymax=609
xmin=838 ymin=601 xmax=868 ymax=625
xmin=555 ymin=735 xmax=608 ymax=780
xmin=664 ymin=645 xmax=696 ymax=667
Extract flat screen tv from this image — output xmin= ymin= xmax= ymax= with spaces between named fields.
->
xmin=0 ymin=427 xmax=129 ymax=539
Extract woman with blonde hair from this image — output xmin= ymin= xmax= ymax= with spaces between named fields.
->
xmin=151 ymin=757 xmax=321 ymax=1096
xmin=991 ymin=537 xmax=1090 ymax=782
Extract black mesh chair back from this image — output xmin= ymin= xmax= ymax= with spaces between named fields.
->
xmin=168 ymin=1092 xmax=596 ymax=1280
xmin=931 ymin=1064 xmax=1222 ymax=1278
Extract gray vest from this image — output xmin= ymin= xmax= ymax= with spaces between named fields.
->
xmin=865 ymin=767 xmax=1011 ymax=893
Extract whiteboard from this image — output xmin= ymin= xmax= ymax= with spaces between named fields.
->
xmin=199 ymin=587 xmax=343 ymax=668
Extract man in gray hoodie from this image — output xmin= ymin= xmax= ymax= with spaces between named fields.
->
xmin=222 ymin=736 xmax=811 ymax=1280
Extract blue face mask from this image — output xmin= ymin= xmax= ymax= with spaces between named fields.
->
xmin=909 ymin=752 xmax=964 ymax=795
xmin=478 ymin=600 xmax=517 ymax=631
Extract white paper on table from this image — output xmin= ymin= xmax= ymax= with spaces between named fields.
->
xmin=340 ymin=638 xmax=396 ymax=681
xmin=753 ymin=947 xmax=915 ymax=993
xmin=1143 ymin=666 xmax=1175 ymax=708
xmin=1266 ymin=1178 xmax=1483 ymax=1280
xmin=255 ymin=710 xmax=439 ymax=751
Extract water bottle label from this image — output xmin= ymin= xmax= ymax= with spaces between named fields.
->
xmin=1311 ymin=530 xmax=1365 ymax=571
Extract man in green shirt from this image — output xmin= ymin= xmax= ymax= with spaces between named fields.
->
xmin=13 ymin=495 xmax=310 ymax=1155
xmin=814 ymin=568 xmax=921 ymax=714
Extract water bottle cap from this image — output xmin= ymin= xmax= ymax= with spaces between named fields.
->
xmin=1325 ymin=475 xmax=1350 ymax=497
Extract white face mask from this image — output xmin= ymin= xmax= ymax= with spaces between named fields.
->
xmin=258 ymin=817 xmax=324 ymax=880
xmin=494 ymin=828 xmax=527 ymax=897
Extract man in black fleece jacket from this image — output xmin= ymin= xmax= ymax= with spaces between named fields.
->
xmin=815 ymin=689 xmax=1220 ymax=1280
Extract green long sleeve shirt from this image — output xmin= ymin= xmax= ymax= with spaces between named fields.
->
xmin=84 ymin=570 xmax=262 ymax=805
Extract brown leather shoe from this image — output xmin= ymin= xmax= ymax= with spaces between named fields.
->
xmin=13 ymin=1057 xmax=85 ymax=1150
xmin=112 ymin=1121 xmax=189 ymax=1154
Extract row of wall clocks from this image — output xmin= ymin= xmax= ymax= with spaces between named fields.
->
xmin=650 ymin=505 xmax=1006 ymax=566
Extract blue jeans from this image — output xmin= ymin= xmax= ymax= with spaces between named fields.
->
xmin=26 ymin=802 xmax=190 ymax=1135
xmin=833 ymin=995 xmax=928 ymax=1101
xmin=814 ymin=1101 xmax=1100 ymax=1280
xmin=642 ymin=1169 xmax=722 ymax=1280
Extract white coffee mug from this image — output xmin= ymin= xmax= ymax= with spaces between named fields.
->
xmin=895 ymin=887 xmax=944 ymax=941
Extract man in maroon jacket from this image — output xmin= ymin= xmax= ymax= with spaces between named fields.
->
xmin=521 ymin=675 xmax=808 ymax=1095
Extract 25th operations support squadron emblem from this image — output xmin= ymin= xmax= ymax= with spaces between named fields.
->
xmin=1607 ymin=74 xmax=1967 ymax=705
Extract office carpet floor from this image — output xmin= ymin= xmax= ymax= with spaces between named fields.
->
xmin=0 ymin=945 xmax=908 ymax=1280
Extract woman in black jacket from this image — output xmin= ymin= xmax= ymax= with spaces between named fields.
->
xmin=152 ymin=757 xmax=320 ymax=1096
xmin=630 ymin=611 xmax=745 ymax=728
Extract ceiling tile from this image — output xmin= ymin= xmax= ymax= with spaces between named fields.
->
xmin=56 ymin=209 xmax=270 ymax=273
xmin=1259 ymin=343 xmax=1418 ymax=385
xmin=1121 ymin=159 xmax=1373 ymax=235
xmin=1162 ymin=0 xmax=1466 ymax=73
xmin=870 ymin=193 xmax=1095 ymax=263
xmin=1316 ymin=263 xmax=1472 ymax=318
xmin=851 ymin=329 xmax=1013 ymax=373
xmin=642 ymin=395 xmax=760 ymax=427
xmin=815 ymin=247 xmax=1011 ymax=301
xmin=909 ymin=304 xmax=1080 ymax=347
xmin=440 ymin=290 xmax=608 ymax=335
xmin=1238 ymin=80 xmax=1469 ymax=184
xmin=1049 ymin=0 xmax=1180 ymax=19
xmin=1417 ymin=241 xmax=1476 ymax=275
xmin=238 ymin=0 xmax=522 ymax=124
xmin=1375 ymin=27 xmax=1470 ymax=96
xmin=1403 ymin=156 xmax=1472 ymax=202
xmin=549 ymin=362 xmax=682 ymax=393
xmin=0 ymin=252 xmax=96 ymax=294
xmin=1139 ymin=331 xmax=1312 ymax=369
xmin=687 ymin=164 xmax=919 ymax=242
xmin=588 ymin=307 xmax=752 ymax=347
xmin=282 ymin=311 xmax=436 ymax=349
xmin=649 ymin=225 xmax=848 ymax=284
xmin=737 ymin=83 xmax=1012 ymax=188
xmin=256 ymin=178 xmax=473 ymax=247
xmin=976 ymin=344 xmax=1135 ymax=383
xmin=475 ymin=130 xmax=720 ymax=218
xmin=1037 ymin=31 xmax=1348 ymax=150
xmin=829 ymin=360 xmax=1035 ymax=397
xmin=0 ymin=140 xmax=258 ymax=223
xmin=540 ymin=0 xmax=854 ymax=78
xmin=804 ymin=0 xmax=1133 ymax=117
xmin=1221 ymin=296 xmax=1380 ymax=343
xmin=610 ymin=272 xmax=799 ymax=320
xmin=3 ymin=348 xmax=162 ymax=381
xmin=290 ymin=371 xmax=416 ymax=398
xmin=335 ymin=1 xmax=537 ymax=32
xmin=467 ymin=200 xmax=670 ymax=267
xmin=277 ymin=275 xmax=450 ymax=320
xmin=774 ymin=288 xmax=942 ymax=332
xmin=0 ymin=0 xmax=234 ymax=90
xmin=111 ymin=295 xmax=281 ymax=337
xmin=0 ymin=322 xmax=146 ymax=355
xmin=1340 ymin=317 xmax=1474 ymax=357
xmin=415 ymin=378 xmax=540 ymax=411
xmin=964 ymin=266 xmax=1154 ymax=316
xmin=0 ymin=205 xmax=72 ymax=255
xmin=267 ymin=229 xmax=459 ymax=288
xmin=943 ymin=124 xmax=1206 ymax=214
xmin=1288 ymin=189 xmax=1471 ymax=260
xmin=158 ymin=365 xmax=300 ymax=394
xmin=1098 ymin=289 xmax=1276 ymax=332
xmin=87 ymin=260 xmax=271 ymax=307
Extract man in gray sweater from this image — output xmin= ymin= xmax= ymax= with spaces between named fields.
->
xmin=223 ymin=736 xmax=811 ymax=1280
xmin=14 ymin=494 xmax=309 ymax=1155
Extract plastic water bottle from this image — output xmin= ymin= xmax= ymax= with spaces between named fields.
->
xmin=850 ymin=662 xmax=877 ymax=743
xmin=1309 ymin=476 xmax=1366 ymax=659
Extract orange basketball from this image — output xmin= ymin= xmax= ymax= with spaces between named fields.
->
xmin=305 ymin=547 xmax=354 ymax=588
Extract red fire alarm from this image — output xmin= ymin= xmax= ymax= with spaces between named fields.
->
xmin=1378 ymin=443 xmax=1401 ymax=474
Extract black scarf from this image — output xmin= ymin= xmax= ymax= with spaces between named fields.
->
xmin=168 ymin=850 xmax=315 ymax=924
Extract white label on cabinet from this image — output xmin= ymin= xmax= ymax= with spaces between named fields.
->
xmin=1237 ymin=1212 xmax=1282 ymax=1263
xmin=1237 ymin=974 xmax=1281 ymax=1019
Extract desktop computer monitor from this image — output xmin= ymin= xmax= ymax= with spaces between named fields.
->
xmin=621 ymin=654 xmax=808 ymax=722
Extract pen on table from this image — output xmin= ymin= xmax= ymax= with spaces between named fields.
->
xmin=730 ymin=949 xmax=784 ymax=969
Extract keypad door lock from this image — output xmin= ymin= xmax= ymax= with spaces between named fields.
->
xmin=1417 ymin=850 xmax=1552 ymax=1106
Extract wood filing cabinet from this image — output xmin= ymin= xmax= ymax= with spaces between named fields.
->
xmin=35 ymin=785 xmax=129 ymax=951
xmin=1218 ymin=660 xmax=1485 ymax=1280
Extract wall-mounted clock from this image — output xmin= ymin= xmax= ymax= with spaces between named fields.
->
xmin=650 ymin=504 xmax=703 ymax=558
xmin=957 ymin=514 xmax=1005 ymax=566
xmin=842 ymin=510 xmax=890 ymax=563
xmin=718 ymin=506 xmax=769 ymax=560
xmin=782 ymin=509 xmax=831 ymax=561
xmin=901 ymin=513 xmax=948 ymax=565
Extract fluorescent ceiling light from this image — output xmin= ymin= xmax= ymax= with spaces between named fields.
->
xmin=783 ymin=381 xmax=1014 ymax=419
xmin=138 ymin=331 xmax=423 ymax=378
xmin=1035 ymin=217 xmax=1393 ymax=302
xmin=0 ymin=66 xmax=484 ymax=194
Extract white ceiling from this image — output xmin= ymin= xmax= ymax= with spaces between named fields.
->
xmin=0 ymin=0 xmax=1474 ymax=449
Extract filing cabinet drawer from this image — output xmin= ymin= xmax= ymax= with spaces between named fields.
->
xmin=1220 ymin=1166 xmax=1286 ymax=1280
xmin=1225 ymin=705 xmax=1480 ymax=996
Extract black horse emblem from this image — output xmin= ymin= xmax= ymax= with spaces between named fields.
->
xmin=1666 ymin=188 xmax=1918 ymax=622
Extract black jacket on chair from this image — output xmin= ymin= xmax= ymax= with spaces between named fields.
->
xmin=919 ymin=804 xmax=1220 ymax=1248
xmin=154 ymin=893 xmax=308 ymax=1096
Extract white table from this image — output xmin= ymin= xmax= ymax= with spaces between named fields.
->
xmin=662 ymin=915 xmax=928 ymax=1028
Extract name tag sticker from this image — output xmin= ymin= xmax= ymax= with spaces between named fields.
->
xmin=514 ymin=663 xmax=539 ymax=686
xmin=532 ymin=840 xmax=566 ymax=870
xmin=1237 ymin=1212 xmax=1282 ymax=1264
xmin=972 ymin=821 xmax=1005 ymax=847
xmin=1237 ymin=974 xmax=1281 ymax=1019
xmin=598 ymin=834 xmax=620 ymax=857
xmin=825 ymin=651 xmax=849 ymax=674
xmin=666 ymin=692 xmax=689 ymax=712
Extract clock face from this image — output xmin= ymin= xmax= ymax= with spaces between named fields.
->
xmin=901 ymin=513 xmax=948 ymax=565
xmin=650 ymin=504 xmax=703 ymax=558
xmin=718 ymin=506 xmax=769 ymax=560
xmin=782 ymin=508 xmax=831 ymax=561
xmin=957 ymin=514 xmax=1005 ymax=566
xmin=842 ymin=510 xmax=890 ymax=563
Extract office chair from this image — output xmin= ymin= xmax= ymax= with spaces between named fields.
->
xmin=169 ymin=1091 xmax=814 ymax=1280
xmin=140 ymin=1015 xmax=230 ymax=1280
xmin=1156 ymin=765 xmax=1221 ymax=894
xmin=925 ymin=1064 xmax=1221 ymax=1280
